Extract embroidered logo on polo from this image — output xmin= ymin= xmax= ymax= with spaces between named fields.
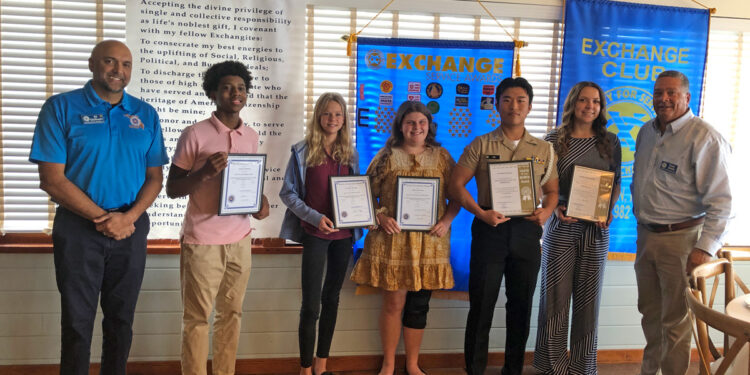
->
xmin=659 ymin=161 xmax=678 ymax=174
xmin=80 ymin=114 xmax=104 ymax=124
xmin=124 ymin=114 xmax=144 ymax=129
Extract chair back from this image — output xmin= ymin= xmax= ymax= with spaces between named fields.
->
xmin=691 ymin=258 xmax=734 ymax=308
xmin=686 ymin=286 xmax=750 ymax=375
xmin=720 ymin=248 xmax=750 ymax=296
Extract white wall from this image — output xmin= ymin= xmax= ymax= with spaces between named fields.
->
xmin=310 ymin=0 xmax=750 ymax=23
xmin=481 ymin=0 xmax=750 ymax=20
xmin=4 ymin=252 xmax=745 ymax=365
xmin=2 ymin=0 xmax=750 ymax=367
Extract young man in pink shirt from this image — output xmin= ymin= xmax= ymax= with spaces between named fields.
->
xmin=166 ymin=60 xmax=269 ymax=375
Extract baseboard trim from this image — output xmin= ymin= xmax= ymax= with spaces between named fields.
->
xmin=0 ymin=349 xmax=701 ymax=374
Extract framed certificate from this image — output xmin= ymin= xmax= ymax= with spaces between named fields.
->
xmin=396 ymin=176 xmax=439 ymax=231
xmin=566 ymin=165 xmax=615 ymax=223
xmin=488 ymin=160 xmax=537 ymax=217
xmin=329 ymin=175 xmax=377 ymax=228
xmin=218 ymin=154 xmax=266 ymax=216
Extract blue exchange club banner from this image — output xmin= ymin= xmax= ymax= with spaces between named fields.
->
xmin=558 ymin=0 xmax=710 ymax=257
xmin=356 ymin=37 xmax=515 ymax=291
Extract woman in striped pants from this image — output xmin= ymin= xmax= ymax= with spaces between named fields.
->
xmin=533 ymin=81 xmax=622 ymax=375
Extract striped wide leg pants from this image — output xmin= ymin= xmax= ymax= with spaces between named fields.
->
xmin=533 ymin=216 xmax=609 ymax=375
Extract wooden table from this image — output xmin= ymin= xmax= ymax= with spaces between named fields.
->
xmin=727 ymin=296 xmax=750 ymax=323
xmin=724 ymin=296 xmax=750 ymax=375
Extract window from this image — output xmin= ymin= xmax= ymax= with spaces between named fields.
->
xmin=305 ymin=5 xmax=562 ymax=137
xmin=2 ymin=1 xmax=749 ymax=246
xmin=701 ymin=22 xmax=750 ymax=245
xmin=1 ymin=0 xmax=126 ymax=233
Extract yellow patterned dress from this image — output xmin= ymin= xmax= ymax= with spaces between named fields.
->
xmin=350 ymin=146 xmax=455 ymax=291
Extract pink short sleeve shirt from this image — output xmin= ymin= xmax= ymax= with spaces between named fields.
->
xmin=172 ymin=113 xmax=260 ymax=245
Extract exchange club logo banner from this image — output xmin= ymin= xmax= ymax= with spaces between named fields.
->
xmin=356 ymin=37 xmax=515 ymax=291
xmin=558 ymin=0 xmax=709 ymax=258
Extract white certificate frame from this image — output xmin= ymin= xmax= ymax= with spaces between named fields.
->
xmin=396 ymin=176 xmax=440 ymax=232
xmin=329 ymin=175 xmax=377 ymax=229
xmin=218 ymin=153 xmax=266 ymax=216
xmin=566 ymin=165 xmax=615 ymax=223
xmin=488 ymin=160 xmax=537 ymax=217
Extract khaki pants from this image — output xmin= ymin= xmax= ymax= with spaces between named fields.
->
xmin=180 ymin=235 xmax=252 ymax=375
xmin=635 ymin=224 xmax=701 ymax=375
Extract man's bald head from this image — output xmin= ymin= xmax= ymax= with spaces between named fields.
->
xmin=88 ymin=40 xmax=132 ymax=104
xmin=90 ymin=40 xmax=129 ymax=59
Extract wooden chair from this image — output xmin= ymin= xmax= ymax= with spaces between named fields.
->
xmin=719 ymin=247 xmax=750 ymax=262
xmin=720 ymin=248 xmax=750 ymax=297
xmin=719 ymin=248 xmax=750 ymax=352
xmin=688 ymin=259 xmax=750 ymax=375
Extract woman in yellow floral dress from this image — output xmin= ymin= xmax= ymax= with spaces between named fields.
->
xmin=351 ymin=101 xmax=460 ymax=375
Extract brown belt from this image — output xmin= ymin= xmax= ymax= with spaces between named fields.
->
xmin=641 ymin=217 xmax=705 ymax=233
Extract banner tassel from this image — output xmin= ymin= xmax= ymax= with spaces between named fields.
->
xmin=514 ymin=40 xmax=525 ymax=77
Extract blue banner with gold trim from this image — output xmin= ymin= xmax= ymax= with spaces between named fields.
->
xmin=558 ymin=0 xmax=709 ymax=257
xmin=355 ymin=38 xmax=515 ymax=290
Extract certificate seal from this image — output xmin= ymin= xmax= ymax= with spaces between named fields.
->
xmin=341 ymin=211 xmax=348 ymax=218
xmin=403 ymin=213 xmax=410 ymax=220
xmin=228 ymin=195 xmax=235 ymax=202
xmin=521 ymin=187 xmax=532 ymax=201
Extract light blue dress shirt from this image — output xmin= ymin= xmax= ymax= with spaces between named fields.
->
xmin=631 ymin=109 xmax=732 ymax=255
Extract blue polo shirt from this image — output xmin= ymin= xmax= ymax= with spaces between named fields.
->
xmin=29 ymin=80 xmax=169 ymax=210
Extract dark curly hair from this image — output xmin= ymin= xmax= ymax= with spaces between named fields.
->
xmin=202 ymin=60 xmax=252 ymax=97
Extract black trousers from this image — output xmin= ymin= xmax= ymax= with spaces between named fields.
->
xmin=464 ymin=218 xmax=542 ymax=375
xmin=298 ymin=233 xmax=353 ymax=368
xmin=52 ymin=206 xmax=149 ymax=375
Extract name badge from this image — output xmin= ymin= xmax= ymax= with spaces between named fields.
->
xmin=486 ymin=155 xmax=500 ymax=160
xmin=659 ymin=161 xmax=678 ymax=174
xmin=80 ymin=114 xmax=104 ymax=124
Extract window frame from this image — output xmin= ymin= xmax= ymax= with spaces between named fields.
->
xmin=1 ymin=1 xmax=748 ymax=251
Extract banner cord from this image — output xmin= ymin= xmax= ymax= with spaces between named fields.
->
xmin=476 ymin=0 xmax=527 ymax=77
xmin=345 ymin=0 xmax=395 ymax=56
xmin=690 ymin=0 xmax=717 ymax=14
xmin=344 ymin=0 xmax=528 ymax=76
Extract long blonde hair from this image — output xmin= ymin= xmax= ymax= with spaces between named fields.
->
xmin=305 ymin=92 xmax=355 ymax=167
xmin=556 ymin=81 xmax=613 ymax=160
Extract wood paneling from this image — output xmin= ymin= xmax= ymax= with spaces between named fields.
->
xmin=0 ymin=233 xmax=302 ymax=255
xmin=0 ymin=349 xmax=706 ymax=375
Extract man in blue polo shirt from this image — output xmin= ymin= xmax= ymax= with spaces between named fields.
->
xmin=29 ymin=40 xmax=168 ymax=375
